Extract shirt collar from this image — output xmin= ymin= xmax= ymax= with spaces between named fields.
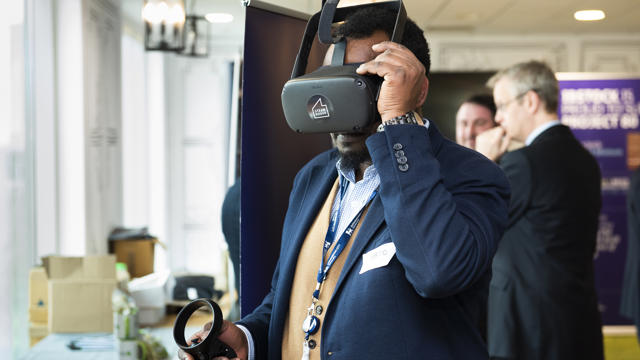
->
xmin=525 ymin=120 xmax=561 ymax=145
xmin=335 ymin=159 xmax=378 ymax=184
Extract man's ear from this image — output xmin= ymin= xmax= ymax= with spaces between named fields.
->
xmin=416 ymin=75 xmax=429 ymax=108
xmin=524 ymin=90 xmax=541 ymax=114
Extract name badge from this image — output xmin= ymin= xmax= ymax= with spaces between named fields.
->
xmin=359 ymin=242 xmax=396 ymax=274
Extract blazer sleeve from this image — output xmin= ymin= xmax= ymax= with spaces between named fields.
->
xmin=366 ymin=125 xmax=510 ymax=298
xmin=498 ymin=150 xmax=532 ymax=227
xmin=235 ymin=259 xmax=277 ymax=357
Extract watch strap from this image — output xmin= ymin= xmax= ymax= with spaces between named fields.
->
xmin=377 ymin=111 xmax=419 ymax=132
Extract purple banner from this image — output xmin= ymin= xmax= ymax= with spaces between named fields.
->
xmin=558 ymin=75 xmax=640 ymax=325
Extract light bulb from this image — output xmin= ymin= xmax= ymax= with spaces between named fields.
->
xmin=166 ymin=4 xmax=185 ymax=25
xmin=205 ymin=13 xmax=234 ymax=24
xmin=574 ymin=10 xmax=605 ymax=21
xmin=142 ymin=2 xmax=163 ymax=24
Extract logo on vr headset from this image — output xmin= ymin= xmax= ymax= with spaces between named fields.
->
xmin=307 ymin=95 xmax=333 ymax=120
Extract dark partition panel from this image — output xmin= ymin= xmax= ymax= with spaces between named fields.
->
xmin=240 ymin=4 xmax=331 ymax=316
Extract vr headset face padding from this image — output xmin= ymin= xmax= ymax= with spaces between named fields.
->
xmin=281 ymin=0 xmax=406 ymax=134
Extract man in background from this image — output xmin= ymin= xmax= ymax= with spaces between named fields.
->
xmin=477 ymin=60 xmax=604 ymax=360
xmin=455 ymin=94 xmax=496 ymax=150
xmin=621 ymin=166 xmax=640 ymax=343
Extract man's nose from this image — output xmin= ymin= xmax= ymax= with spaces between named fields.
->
xmin=463 ymin=125 xmax=473 ymax=138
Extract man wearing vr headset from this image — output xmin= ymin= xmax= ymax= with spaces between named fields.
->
xmin=182 ymin=5 xmax=509 ymax=360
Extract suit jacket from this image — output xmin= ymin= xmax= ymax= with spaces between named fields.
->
xmin=222 ymin=178 xmax=241 ymax=291
xmin=621 ymin=167 xmax=640 ymax=342
xmin=238 ymin=124 xmax=510 ymax=359
xmin=488 ymin=124 xmax=604 ymax=360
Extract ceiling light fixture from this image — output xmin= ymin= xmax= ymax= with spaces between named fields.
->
xmin=143 ymin=0 xmax=186 ymax=51
xmin=574 ymin=10 xmax=605 ymax=21
xmin=204 ymin=13 xmax=234 ymax=23
xmin=179 ymin=15 xmax=209 ymax=57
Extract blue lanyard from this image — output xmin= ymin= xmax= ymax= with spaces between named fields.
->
xmin=312 ymin=176 xmax=378 ymax=300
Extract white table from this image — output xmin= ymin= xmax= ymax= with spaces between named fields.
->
xmin=20 ymin=326 xmax=202 ymax=360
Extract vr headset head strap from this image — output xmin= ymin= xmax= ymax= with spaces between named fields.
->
xmin=331 ymin=38 xmax=346 ymax=66
xmin=291 ymin=1 xmax=406 ymax=79
xmin=390 ymin=2 xmax=406 ymax=43
xmin=290 ymin=11 xmax=322 ymax=79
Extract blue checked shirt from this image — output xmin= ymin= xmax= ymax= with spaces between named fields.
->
xmin=330 ymin=118 xmax=430 ymax=240
xmin=331 ymin=160 xmax=380 ymax=242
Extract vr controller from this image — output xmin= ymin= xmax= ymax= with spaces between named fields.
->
xmin=281 ymin=0 xmax=406 ymax=133
xmin=173 ymin=298 xmax=237 ymax=360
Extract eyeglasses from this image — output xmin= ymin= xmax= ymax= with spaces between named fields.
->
xmin=495 ymin=91 xmax=528 ymax=112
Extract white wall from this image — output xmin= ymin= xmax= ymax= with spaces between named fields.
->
xmin=2 ymin=1 xmax=29 ymax=357
xmin=53 ymin=0 xmax=123 ymax=256
xmin=165 ymin=53 xmax=236 ymax=285
xmin=56 ymin=0 xmax=86 ymax=255
xmin=81 ymin=0 xmax=123 ymax=254
xmin=429 ymin=32 xmax=640 ymax=73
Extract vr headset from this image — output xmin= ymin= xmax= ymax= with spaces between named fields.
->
xmin=281 ymin=0 xmax=407 ymax=134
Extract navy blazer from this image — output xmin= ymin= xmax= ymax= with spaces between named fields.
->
xmin=488 ymin=125 xmax=603 ymax=360
xmin=238 ymin=124 xmax=510 ymax=359
xmin=621 ymin=168 xmax=640 ymax=341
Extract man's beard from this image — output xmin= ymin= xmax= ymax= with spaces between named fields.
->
xmin=339 ymin=148 xmax=371 ymax=173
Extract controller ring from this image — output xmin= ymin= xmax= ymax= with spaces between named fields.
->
xmin=174 ymin=298 xmax=236 ymax=360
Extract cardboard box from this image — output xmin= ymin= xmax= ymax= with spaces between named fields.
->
xmin=43 ymin=255 xmax=116 ymax=333
xmin=109 ymin=238 xmax=157 ymax=278
xmin=29 ymin=321 xmax=48 ymax=347
xmin=29 ymin=267 xmax=48 ymax=323
xmin=29 ymin=307 xmax=47 ymax=323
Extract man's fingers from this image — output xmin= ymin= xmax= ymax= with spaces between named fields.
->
xmin=500 ymin=136 xmax=511 ymax=153
xmin=187 ymin=322 xmax=212 ymax=346
xmin=483 ymin=127 xmax=505 ymax=142
xmin=178 ymin=349 xmax=195 ymax=360
xmin=357 ymin=53 xmax=422 ymax=78
xmin=204 ymin=321 xmax=213 ymax=331
xmin=356 ymin=61 xmax=402 ymax=81
xmin=372 ymin=41 xmax=410 ymax=55
xmin=187 ymin=331 xmax=204 ymax=345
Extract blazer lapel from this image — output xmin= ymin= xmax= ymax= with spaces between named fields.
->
xmin=331 ymin=195 xmax=385 ymax=298
xmin=289 ymin=166 xmax=337 ymax=253
xmin=270 ymin=155 xmax=338 ymax=360
xmin=277 ymin=158 xmax=338 ymax=298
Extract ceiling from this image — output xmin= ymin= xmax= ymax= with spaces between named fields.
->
xmin=121 ymin=0 xmax=640 ymax=34
xmin=408 ymin=0 xmax=640 ymax=33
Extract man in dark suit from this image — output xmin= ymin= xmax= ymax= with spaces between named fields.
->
xmin=621 ymin=167 xmax=640 ymax=342
xmin=476 ymin=60 xmax=604 ymax=360
xmin=182 ymin=7 xmax=510 ymax=360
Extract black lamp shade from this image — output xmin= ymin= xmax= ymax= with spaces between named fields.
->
xmin=143 ymin=0 xmax=186 ymax=51
xmin=178 ymin=15 xmax=209 ymax=57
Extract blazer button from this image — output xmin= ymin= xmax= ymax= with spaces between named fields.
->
xmin=397 ymin=156 xmax=408 ymax=164
xmin=308 ymin=339 xmax=317 ymax=349
xmin=395 ymin=150 xmax=405 ymax=158
xmin=399 ymin=163 xmax=409 ymax=172
xmin=393 ymin=143 xmax=403 ymax=150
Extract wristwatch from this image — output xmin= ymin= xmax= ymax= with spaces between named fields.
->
xmin=377 ymin=111 xmax=419 ymax=132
